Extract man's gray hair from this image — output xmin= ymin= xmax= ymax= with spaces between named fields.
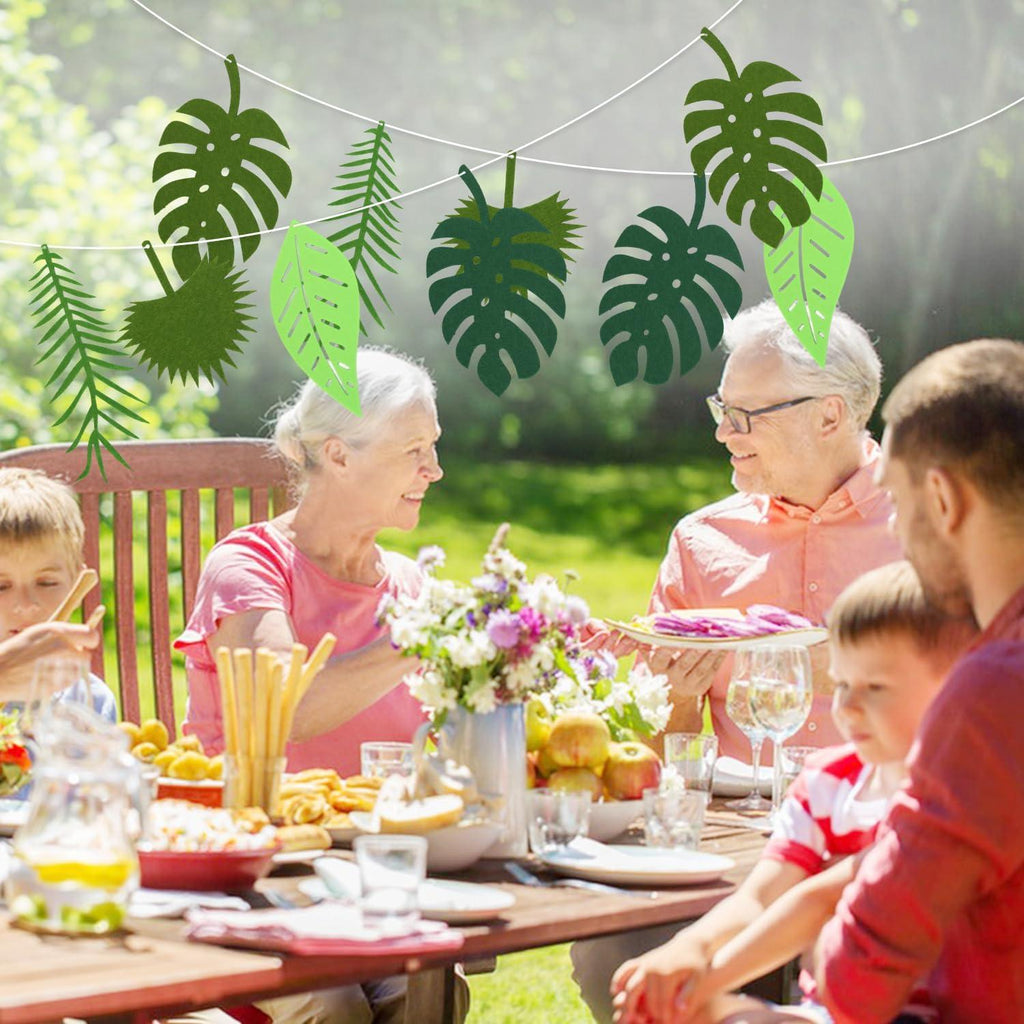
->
xmin=722 ymin=299 xmax=882 ymax=430
xmin=272 ymin=347 xmax=437 ymax=474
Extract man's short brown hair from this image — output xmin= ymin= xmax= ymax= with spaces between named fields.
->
xmin=0 ymin=467 xmax=84 ymax=570
xmin=828 ymin=560 xmax=977 ymax=666
xmin=881 ymin=338 xmax=1024 ymax=508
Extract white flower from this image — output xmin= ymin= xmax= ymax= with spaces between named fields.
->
xmin=482 ymin=548 xmax=526 ymax=579
xmin=465 ymin=678 xmax=499 ymax=714
xmin=504 ymin=661 xmax=537 ymax=695
xmin=443 ymin=631 xmax=497 ymax=669
xmin=406 ymin=669 xmax=456 ymax=711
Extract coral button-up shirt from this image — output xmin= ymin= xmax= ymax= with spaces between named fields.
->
xmin=650 ymin=439 xmax=901 ymax=759
xmin=819 ymin=584 xmax=1024 ymax=1023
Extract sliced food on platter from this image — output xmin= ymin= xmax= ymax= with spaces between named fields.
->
xmin=605 ymin=604 xmax=828 ymax=650
xmin=539 ymin=837 xmax=735 ymax=886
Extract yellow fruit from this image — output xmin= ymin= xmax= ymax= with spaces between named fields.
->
xmin=138 ymin=719 xmax=169 ymax=751
xmin=207 ymin=754 xmax=224 ymax=780
xmin=130 ymin=742 xmax=159 ymax=762
xmin=377 ymin=794 xmax=464 ymax=834
xmin=153 ymin=749 xmax=178 ymax=774
xmin=117 ymin=721 xmax=142 ymax=746
xmin=167 ymin=751 xmax=211 ymax=781
xmin=174 ymin=734 xmax=204 ymax=754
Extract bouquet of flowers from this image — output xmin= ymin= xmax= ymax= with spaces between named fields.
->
xmin=0 ymin=707 xmax=31 ymax=797
xmin=378 ymin=525 xmax=671 ymax=740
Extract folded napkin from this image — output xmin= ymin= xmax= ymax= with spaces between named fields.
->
xmin=712 ymin=757 xmax=773 ymax=797
xmin=131 ymin=887 xmax=251 ymax=919
xmin=186 ymin=903 xmax=465 ymax=957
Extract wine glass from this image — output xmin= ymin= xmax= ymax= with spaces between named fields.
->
xmin=20 ymin=655 xmax=91 ymax=742
xmin=747 ymin=645 xmax=813 ymax=824
xmin=724 ymin=649 xmax=772 ymax=812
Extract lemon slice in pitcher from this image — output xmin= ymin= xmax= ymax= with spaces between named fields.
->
xmin=32 ymin=857 xmax=135 ymax=889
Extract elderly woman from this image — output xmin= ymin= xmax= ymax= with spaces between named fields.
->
xmin=176 ymin=347 xmax=442 ymax=774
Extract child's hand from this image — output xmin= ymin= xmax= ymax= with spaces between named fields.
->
xmin=611 ymin=939 xmax=709 ymax=1023
xmin=0 ymin=616 xmax=102 ymax=673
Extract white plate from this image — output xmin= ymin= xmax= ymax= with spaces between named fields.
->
xmin=272 ymin=849 xmax=327 ymax=867
xmin=324 ymin=823 xmax=360 ymax=846
xmin=299 ymin=875 xmax=515 ymax=925
xmin=712 ymin=757 xmax=774 ymax=797
xmin=588 ymin=800 xmax=642 ymax=842
xmin=604 ymin=618 xmax=828 ymax=652
xmin=538 ymin=837 xmax=735 ymax=886
xmin=349 ymin=812 xmax=502 ymax=873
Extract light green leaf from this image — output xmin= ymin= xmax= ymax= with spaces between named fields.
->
xmin=270 ymin=222 xmax=361 ymax=413
xmin=764 ymin=174 xmax=855 ymax=366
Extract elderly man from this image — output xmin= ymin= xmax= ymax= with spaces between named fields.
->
xmin=573 ymin=300 xmax=902 ymax=1023
xmin=640 ymin=298 xmax=901 ymax=756
xmin=816 ymin=339 xmax=1024 ymax=1023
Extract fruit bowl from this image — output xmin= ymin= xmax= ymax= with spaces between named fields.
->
xmin=588 ymin=799 xmax=643 ymax=842
xmin=155 ymin=778 xmax=224 ymax=808
xmin=137 ymin=845 xmax=278 ymax=891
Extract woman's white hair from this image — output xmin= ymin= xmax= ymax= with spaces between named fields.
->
xmin=272 ymin=347 xmax=436 ymax=476
xmin=721 ymin=299 xmax=882 ymax=430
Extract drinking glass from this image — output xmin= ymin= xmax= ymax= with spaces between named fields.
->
xmin=360 ymin=741 xmax=414 ymax=780
xmin=663 ymin=732 xmax=718 ymax=805
xmin=724 ymin=649 xmax=772 ymax=812
xmin=780 ymin=745 xmax=819 ymax=789
xmin=747 ymin=645 xmax=813 ymax=824
xmin=526 ymin=789 xmax=592 ymax=855
xmin=642 ymin=787 xmax=706 ymax=850
xmin=20 ymin=656 xmax=91 ymax=741
xmin=353 ymin=834 xmax=427 ymax=935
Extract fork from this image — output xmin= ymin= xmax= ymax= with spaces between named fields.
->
xmin=504 ymin=860 xmax=660 ymax=900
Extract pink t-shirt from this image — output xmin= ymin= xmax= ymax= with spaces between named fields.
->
xmin=650 ymin=439 xmax=901 ymax=758
xmin=175 ymin=522 xmax=426 ymax=776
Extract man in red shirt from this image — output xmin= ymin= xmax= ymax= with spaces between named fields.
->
xmin=817 ymin=338 xmax=1024 ymax=1023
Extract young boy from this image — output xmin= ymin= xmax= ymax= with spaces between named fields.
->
xmin=0 ymin=468 xmax=114 ymax=719
xmin=610 ymin=560 xmax=977 ymax=1024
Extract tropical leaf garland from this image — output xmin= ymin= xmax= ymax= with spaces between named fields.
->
xmin=325 ymin=121 xmax=401 ymax=336
xmin=270 ymin=222 xmax=361 ymax=414
xmin=121 ymin=241 xmax=255 ymax=385
xmin=764 ymin=174 xmax=855 ymax=367
xmin=29 ymin=245 xmax=146 ymax=480
xmin=599 ymin=175 xmax=744 ymax=385
xmin=683 ymin=28 xmax=827 ymax=248
xmin=153 ymin=53 xmax=291 ymax=280
xmin=426 ymin=163 xmax=568 ymax=396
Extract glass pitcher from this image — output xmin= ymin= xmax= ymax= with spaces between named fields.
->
xmin=5 ymin=694 xmax=145 ymax=935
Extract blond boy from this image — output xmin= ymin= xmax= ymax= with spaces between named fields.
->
xmin=611 ymin=561 xmax=976 ymax=1024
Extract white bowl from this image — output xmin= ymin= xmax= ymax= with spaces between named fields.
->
xmin=588 ymin=799 xmax=643 ymax=842
xmin=349 ymin=812 xmax=501 ymax=873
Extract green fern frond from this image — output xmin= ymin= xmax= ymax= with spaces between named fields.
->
xmin=325 ymin=121 xmax=402 ymax=335
xmin=29 ymin=245 xmax=146 ymax=480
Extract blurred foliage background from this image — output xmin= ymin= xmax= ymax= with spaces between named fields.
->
xmin=1 ymin=0 xmax=1021 ymax=462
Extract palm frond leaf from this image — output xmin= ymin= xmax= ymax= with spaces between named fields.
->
xmin=29 ymin=245 xmax=146 ymax=480
xmin=325 ymin=121 xmax=402 ymax=336
xmin=153 ymin=54 xmax=291 ymax=280
xmin=599 ymin=176 xmax=744 ymax=385
xmin=426 ymin=165 xmax=568 ymax=397
xmin=764 ymin=174 xmax=854 ymax=366
xmin=270 ymin=222 xmax=360 ymax=414
xmin=121 ymin=242 xmax=254 ymax=385
xmin=683 ymin=28 xmax=827 ymax=247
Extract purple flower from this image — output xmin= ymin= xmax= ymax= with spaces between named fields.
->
xmin=473 ymin=573 xmax=508 ymax=595
xmin=487 ymin=610 xmax=520 ymax=649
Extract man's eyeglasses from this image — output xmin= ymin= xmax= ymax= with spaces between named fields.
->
xmin=706 ymin=394 xmax=817 ymax=434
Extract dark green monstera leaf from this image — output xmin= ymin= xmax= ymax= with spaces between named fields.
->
xmin=30 ymin=245 xmax=146 ymax=480
xmin=326 ymin=121 xmax=402 ymax=336
xmin=683 ymin=28 xmax=827 ymax=247
xmin=599 ymin=175 xmax=744 ymax=385
xmin=426 ymin=165 xmax=568 ymax=396
xmin=121 ymin=241 xmax=254 ymax=384
xmin=153 ymin=54 xmax=291 ymax=280
xmin=765 ymin=173 xmax=855 ymax=366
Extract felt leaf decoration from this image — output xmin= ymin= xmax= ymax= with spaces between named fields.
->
xmin=153 ymin=53 xmax=291 ymax=280
xmin=426 ymin=165 xmax=568 ymax=397
xmin=326 ymin=121 xmax=401 ymax=336
xmin=764 ymin=174 xmax=855 ymax=366
xmin=683 ymin=28 xmax=827 ymax=247
xmin=29 ymin=245 xmax=146 ymax=480
xmin=121 ymin=241 xmax=254 ymax=385
xmin=270 ymin=222 xmax=361 ymax=414
xmin=599 ymin=175 xmax=744 ymax=385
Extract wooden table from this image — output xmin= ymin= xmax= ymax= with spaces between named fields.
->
xmin=0 ymin=811 xmax=770 ymax=1024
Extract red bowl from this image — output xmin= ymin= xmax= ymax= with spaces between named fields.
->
xmin=156 ymin=778 xmax=224 ymax=808
xmin=138 ymin=846 xmax=278 ymax=891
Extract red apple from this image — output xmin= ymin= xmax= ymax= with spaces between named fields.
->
xmin=602 ymin=741 xmax=662 ymax=801
xmin=547 ymin=767 xmax=605 ymax=801
xmin=546 ymin=710 xmax=611 ymax=770
xmin=526 ymin=752 xmax=538 ymax=789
